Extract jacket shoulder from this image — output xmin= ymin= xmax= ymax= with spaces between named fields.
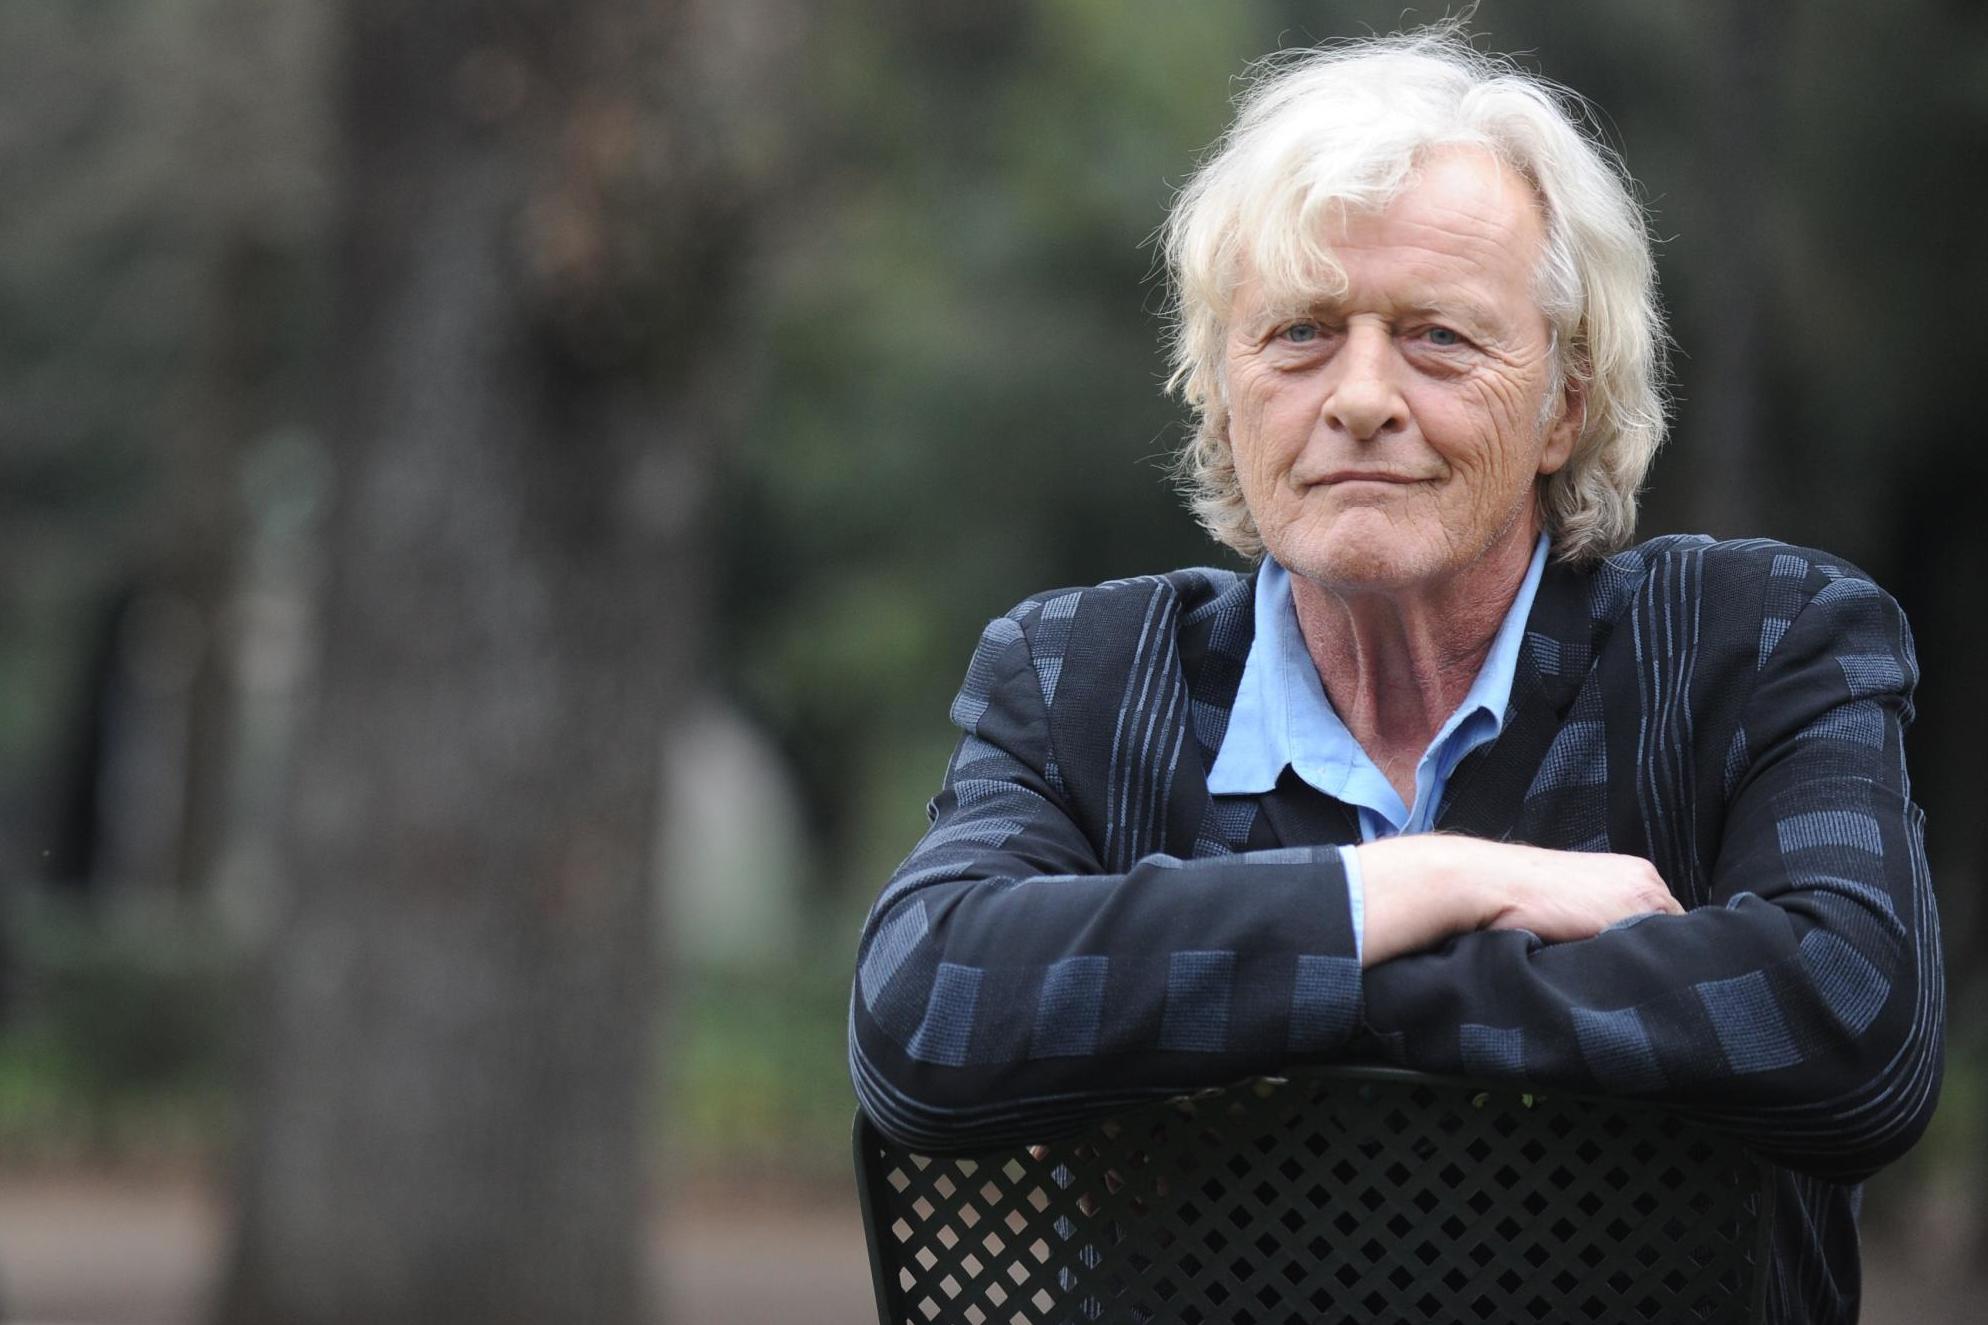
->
xmin=985 ymin=566 xmax=1252 ymax=671
xmin=997 ymin=566 xmax=1247 ymax=626
xmin=978 ymin=565 xmax=1252 ymax=747
xmin=1581 ymin=534 xmax=1890 ymax=632
xmin=1567 ymin=536 xmax=1914 ymax=731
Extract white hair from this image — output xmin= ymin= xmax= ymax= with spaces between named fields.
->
xmin=1162 ymin=27 xmax=1667 ymax=565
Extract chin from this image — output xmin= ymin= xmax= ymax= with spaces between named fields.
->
xmin=1276 ymin=535 xmax=1441 ymax=596
xmin=1272 ymin=517 xmax=1447 ymax=592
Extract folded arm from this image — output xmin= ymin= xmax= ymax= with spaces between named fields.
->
xmin=1357 ymin=834 xmax=1683 ymax=965
xmin=1357 ymin=575 xmax=1943 ymax=1181
xmin=849 ymin=609 xmax=1363 ymax=1151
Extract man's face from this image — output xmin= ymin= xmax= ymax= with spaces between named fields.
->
xmin=1222 ymin=149 xmax=1578 ymax=599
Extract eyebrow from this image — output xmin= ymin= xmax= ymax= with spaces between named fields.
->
xmin=1236 ymin=282 xmax=1522 ymax=341
xmin=1300 ymin=290 xmax=1509 ymax=332
xmin=1409 ymin=296 xmax=1508 ymax=330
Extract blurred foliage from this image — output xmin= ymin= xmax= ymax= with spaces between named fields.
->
xmin=0 ymin=895 xmax=236 ymax=1163
xmin=660 ymin=930 xmax=866 ymax=1187
xmin=0 ymin=891 xmax=866 ymax=1187
xmin=725 ymin=0 xmax=1274 ymax=884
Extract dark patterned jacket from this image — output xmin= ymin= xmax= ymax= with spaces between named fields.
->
xmin=849 ymin=535 xmax=1942 ymax=1323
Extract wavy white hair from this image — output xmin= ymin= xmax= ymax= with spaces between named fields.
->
xmin=1162 ymin=29 xmax=1667 ymax=565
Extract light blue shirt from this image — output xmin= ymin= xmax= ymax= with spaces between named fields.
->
xmin=1205 ymin=533 xmax=1551 ymax=957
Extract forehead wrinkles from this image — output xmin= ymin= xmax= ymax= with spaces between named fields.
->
xmin=1341 ymin=163 xmax=1542 ymax=291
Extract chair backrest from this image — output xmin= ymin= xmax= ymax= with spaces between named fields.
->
xmin=854 ymin=1067 xmax=1773 ymax=1324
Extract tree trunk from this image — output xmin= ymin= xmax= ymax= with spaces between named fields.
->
xmin=214 ymin=0 xmax=750 ymax=1319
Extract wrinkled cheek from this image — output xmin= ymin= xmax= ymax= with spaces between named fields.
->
xmin=1226 ymin=395 xmax=1276 ymax=495
xmin=1462 ymin=371 xmax=1538 ymax=424
xmin=1452 ymin=450 xmax=1541 ymax=552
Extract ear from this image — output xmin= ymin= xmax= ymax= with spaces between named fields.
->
xmin=1538 ymin=373 xmax=1584 ymax=477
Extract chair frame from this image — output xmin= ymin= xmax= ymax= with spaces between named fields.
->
xmin=855 ymin=1066 xmax=1774 ymax=1324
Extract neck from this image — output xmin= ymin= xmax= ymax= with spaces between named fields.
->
xmin=1290 ymin=530 xmax=1537 ymax=798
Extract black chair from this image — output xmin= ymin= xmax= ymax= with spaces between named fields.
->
xmin=854 ymin=1067 xmax=1773 ymax=1324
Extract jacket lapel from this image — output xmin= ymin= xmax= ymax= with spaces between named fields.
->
xmin=1173 ymin=568 xmax=1260 ymax=856
xmin=1254 ymin=768 xmax=1362 ymax=848
xmin=1435 ymin=554 xmax=1593 ymax=840
xmin=1174 ymin=568 xmax=1257 ymax=771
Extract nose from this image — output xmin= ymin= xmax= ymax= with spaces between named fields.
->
xmin=1321 ymin=323 xmax=1408 ymax=441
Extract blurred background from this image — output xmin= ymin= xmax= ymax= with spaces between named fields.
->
xmin=0 ymin=0 xmax=1983 ymax=1321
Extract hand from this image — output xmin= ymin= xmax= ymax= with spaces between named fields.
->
xmin=1356 ymin=835 xmax=1683 ymax=966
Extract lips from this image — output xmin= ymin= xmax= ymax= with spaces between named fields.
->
xmin=1311 ymin=471 xmax=1426 ymax=485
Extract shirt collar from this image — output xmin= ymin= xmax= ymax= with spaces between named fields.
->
xmin=1206 ymin=532 xmax=1551 ymax=803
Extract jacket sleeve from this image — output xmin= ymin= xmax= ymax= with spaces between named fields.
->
xmin=1359 ymin=572 xmax=1943 ymax=1182
xmin=850 ymin=605 xmax=1363 ymax=1152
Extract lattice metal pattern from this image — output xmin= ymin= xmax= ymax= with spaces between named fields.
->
xmin=855 ymin=1069 xmax=1771 ymax=1324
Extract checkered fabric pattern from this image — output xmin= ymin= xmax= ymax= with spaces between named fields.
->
xmin=849 ymin=536 xmax=1942 ymax=1325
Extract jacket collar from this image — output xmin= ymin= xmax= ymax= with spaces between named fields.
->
xmin=1191 ymin=551 xmax=1598 ymax=849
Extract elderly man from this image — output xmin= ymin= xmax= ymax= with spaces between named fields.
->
xmin=849 ymin=32 xmax=1940 ymax=1324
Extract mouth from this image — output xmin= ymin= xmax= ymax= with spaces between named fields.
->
xmin=1311 ymin=471 xmax=1427 ymax=486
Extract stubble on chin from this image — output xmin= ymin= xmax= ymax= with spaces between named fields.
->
xmin=1270 ymin=501 xmax=1441 ymax=598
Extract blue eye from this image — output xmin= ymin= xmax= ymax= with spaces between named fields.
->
xmin=1425 ymin=326 xmax=1462 ymax=347
xmin=1283 ymin=322 xmax=1320 ymax=344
